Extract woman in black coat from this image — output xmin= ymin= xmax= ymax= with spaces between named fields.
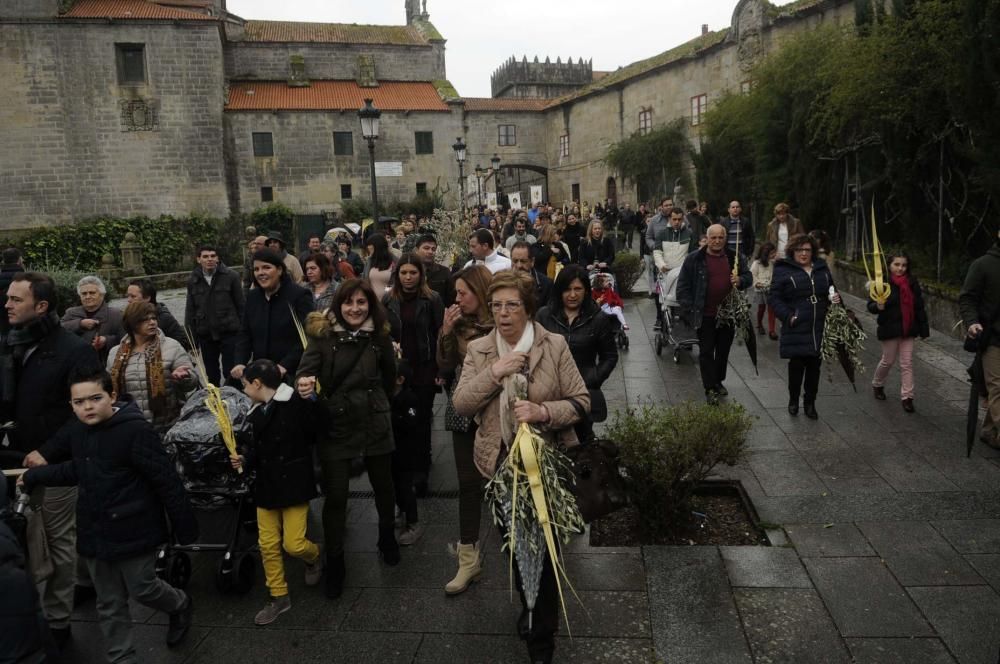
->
xmin=867 ymin=252 xmax=929 ymax=412
xmin=768 ymin=234 xmax=841 ymax=420
xmin=577 ymin=219 xmax=616 ymax=271
xmin=232 ymin=248 xmax=314 ymax=382
xmin=535 ymin=264 xmax=619 ymax=441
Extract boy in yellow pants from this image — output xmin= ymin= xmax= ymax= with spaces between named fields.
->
xmin=232 ymin=359 xmax=322 ymax=625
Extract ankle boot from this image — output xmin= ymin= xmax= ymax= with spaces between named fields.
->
xmin=325 ymin=552 xmax=345 ymax=599
xmin=445 ymin=542 xmax=482 ymax=595
xmin=378 ymin=525 xmax=400 ymax=566
xmin=804 ymin=402 xmax=818 ymax=420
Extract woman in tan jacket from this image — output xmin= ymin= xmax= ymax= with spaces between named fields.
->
xmin=765 ymin=202 xmax=806 ymax=256
xmin=453 ymin=270 xmax=589 ymax=664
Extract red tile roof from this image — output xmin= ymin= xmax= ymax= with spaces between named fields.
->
xmin=225 ymin=80 xmax=450 ymax=112
xmin=461 ymin=98 xmax=550 ymax=112
xmin=64 ymin=0 xmax=215 ymax=20
xmin=240 ymin=20 xmax=427 ymax=45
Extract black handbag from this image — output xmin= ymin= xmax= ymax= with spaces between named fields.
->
xmin=588 ymin=389 xmax=608 ymax=423
xmin=565 ymin=397 xmax=628 ymax=523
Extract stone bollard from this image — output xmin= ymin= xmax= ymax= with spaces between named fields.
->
xmin=120 ymin=232 xmax=144 ymax=276
xmin=97 ymin=253 xmax=122 ymax=288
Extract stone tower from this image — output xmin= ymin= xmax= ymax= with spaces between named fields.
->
xmin=490 ymin=55 xmax=595 ymax=99
xmin=405 ymin=0 xmax=426 ymax=24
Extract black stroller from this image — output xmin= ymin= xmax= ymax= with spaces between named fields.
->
xmin=159 ymin=387 xmax=257 ymax=594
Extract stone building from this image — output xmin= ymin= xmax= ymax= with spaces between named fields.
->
xmin=0 ymin=0 xmax=855 ymax=233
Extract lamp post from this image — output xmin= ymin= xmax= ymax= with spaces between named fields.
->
xmin=452 ymin=137 xmax=467 ymax=213
xmin=358 ymin=98 xmax=381 ymax=219
xmin=474 ymin=164 xmax=484 ymax=207
xmin=491 ymin=153 xmax=502 ymax=211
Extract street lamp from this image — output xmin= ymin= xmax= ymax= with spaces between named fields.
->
xmin=358 ymin=98 xmax=381 ymax=219
xmin=452 ymin=137 xmax=466 ymax=212
xmin=474 ymin=164 xmax=484 ymax=207
xmin=491 ymin=153 xmax=502 ymax=210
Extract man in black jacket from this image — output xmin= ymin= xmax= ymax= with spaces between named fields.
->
xmin=185 ymin=245 xmax=245 ymax=386
xmin=511 ymin=241 xmax=553 ymax=308
xmin=959 ymin=235 xmax=1000 ymax=449
xmin=677 ymin=225 xmax=752 ymax=404
xmin=2 ymin=272 xmax=101 ymax=648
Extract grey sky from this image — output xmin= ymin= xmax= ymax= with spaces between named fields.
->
xmin=225 ymin=0 xmax=799 ymax=97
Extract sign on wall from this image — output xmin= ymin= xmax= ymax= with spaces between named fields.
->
xmin=530 ymin=186 xmax=543 ymax=205
xmin=486 ymin=192 xmax=497 ymax=210
xmin=374 ymin=161 xmax=403 ymax=177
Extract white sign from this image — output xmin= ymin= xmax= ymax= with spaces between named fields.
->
xmin=374 ymin=161 xmax=403 ymax=177
xmin=509 ymin=192 xmax=522 ymax=210
xmin=486 ymin=192 xmax=497 ymax=210
xmin=530 ymin=186 xmax=543 ymax=205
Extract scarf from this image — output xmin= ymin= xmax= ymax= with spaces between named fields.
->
xmin=891 ymin=273 xmax=915 ymax=336
xmin=6 ymin=312 xmax=60 ymax=362
xmin=496 ymin=323 xmax=535 ymax=447
xmin=110 ymin=334 xmax=167 ymax=419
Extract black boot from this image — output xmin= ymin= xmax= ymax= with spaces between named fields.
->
xmin=166 ymin=594 xmax=193 ymax=647
xmin=325 ymin=552 xmax=345 ymax=600
xmin=804 ymin=402 xmax=818 ymax=420
xmin=378 ymin=525 xmax=400 ymax=566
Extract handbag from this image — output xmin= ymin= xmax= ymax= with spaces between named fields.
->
xmin=444 ymin=382 xmax=472 ymax=433
xmin=565 ymin=397 xmax=627 ymax=523
xmin=588 ymin=388 xmax=608 ymax=423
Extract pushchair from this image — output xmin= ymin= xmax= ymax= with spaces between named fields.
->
xmin=653 ymin=241 xmax=698 ymax=363
xmin=159 ymin=387 xmax=257 ymax=594
xmin=589 ymin=270 xmax=629 ymax=350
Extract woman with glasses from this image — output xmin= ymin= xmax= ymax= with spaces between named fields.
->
xmin=768 ymin=234 xmax=841 ymax=420
xmin=453 ymin=270 xmax=589 ymax=664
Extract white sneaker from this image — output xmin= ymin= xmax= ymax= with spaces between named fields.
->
xmin=398 ymin=523 xmax=426 ymax=546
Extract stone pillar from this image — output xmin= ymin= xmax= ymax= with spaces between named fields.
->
xmin=97 ymin=253 xmax=122 ymax=287
xmin=119 ymin=232 xmax=144 ymax=275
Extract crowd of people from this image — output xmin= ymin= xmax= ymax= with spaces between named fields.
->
xmin=4 ymin=193 xmax=998 ymax=663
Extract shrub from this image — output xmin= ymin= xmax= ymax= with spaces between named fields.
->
xmin=610 ymin=251 xmax=643 ymax=297
xmin=604 ymin=401 xmax=752 ymax=535
xmin=245 ymin=203 xmax=294 ymax=245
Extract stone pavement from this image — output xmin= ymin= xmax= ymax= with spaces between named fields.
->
xmin=80 ymin=282 xmax=1000 ymax=663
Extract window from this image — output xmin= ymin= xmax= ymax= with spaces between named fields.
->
xmin=559 ymin=134 xmax=569 ymax=158
xmin=571 ymin=183 xmax=580 ymax=203
xmin=252 ymin=132 xmax=273 ymax=157
xmin=498 ymin=124 xmax=516 ymax=146
xmin=340 ymin=184 xmax=352 ymax=200
xmin=416 ymin=182 xmax=428 ymax=196
xmin=333 ymin=131 xmax=353 ymax=156
xmin=415 ymin=131 xmax=434 ymax=155
xmin=638 ymin=109 xmax=652 ymax=136
xmin=115 ymin=44 xmax=146 ymax=85
xmin=260 ymin=187 xmax=273 ymax=202
xmin=740 ymin=80 xmax=753 ymax=95
xmin=690 ymin=94 xmax=708 ymax=126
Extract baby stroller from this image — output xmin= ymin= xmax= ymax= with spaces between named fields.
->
xmin=589 ymin=270 xmax=629 ymax=350
xmin=653 ymin=241 xmax=698 ymax=363
xmin=159 ymin=387 xmax=257 ymax=594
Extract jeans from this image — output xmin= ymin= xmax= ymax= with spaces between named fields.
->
xmin=788 ymin=356 xmax=822 ymax=404
xmin=256 ymin=504 xmax=320 ymax=598
xmin=319 ymin=452 xmax=395 ymax=556
xmin=197 ymin=335 xmax=237 ymax=386
xmin=872 ymin=337 xmax=915 ymax=400
xmin=696 ymin=317 xmax=735 ymax=391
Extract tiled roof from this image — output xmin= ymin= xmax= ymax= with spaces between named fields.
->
xmin=63 ymin=0 xmax=215 ymax=20
xmin=461 ymin=98 xmax=550 ymax=113
xmin=225 ymin=80 xmax=450 ymax=112
xmin=240 ymin=20 xmax=427 ymax=45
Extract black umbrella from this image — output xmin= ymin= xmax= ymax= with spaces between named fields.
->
xmin=743 ymin=319 xmax=759 ymax=376
xmin=831 ymin=307 xmax=863 ymax=392
xmin=967 ymin=353 xmax=987 ymax=458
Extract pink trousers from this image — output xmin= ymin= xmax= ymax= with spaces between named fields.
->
xmin=872 ymin=337 xmax=914 ymax=400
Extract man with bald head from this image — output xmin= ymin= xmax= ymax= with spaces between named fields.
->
xmin=676 ymin=223 xmax=752 ymax=404
xmin=720 ymin=200 xmax=755 ymax=258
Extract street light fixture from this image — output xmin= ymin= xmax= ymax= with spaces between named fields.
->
xmin=491 ymin=153 xmax=502 ymax=210
xmin=474 ymin=164 xmax=484 ymax=207
xmin=358 ymin=98 xmax=381 ymax=219
xmin=452 ymin=137 xmax=467 ymax=212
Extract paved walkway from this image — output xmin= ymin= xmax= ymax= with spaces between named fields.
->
xmin=79 ymin=282 xmax=1000 ymax=663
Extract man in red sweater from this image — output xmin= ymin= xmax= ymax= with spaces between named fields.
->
xmin=676 ymin=224 xmax=753 ymax=403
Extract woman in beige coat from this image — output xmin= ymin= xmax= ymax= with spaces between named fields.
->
xmin=453 ymin=270 xmax=589 ymax=664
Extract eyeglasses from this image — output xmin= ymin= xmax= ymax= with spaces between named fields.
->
xmin=489 ymin=301 xmax=523 ymax=313
xmin=794 ymin=248 xmax=813 ymax=253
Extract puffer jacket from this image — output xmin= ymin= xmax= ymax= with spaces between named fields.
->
xmin=866 ymin=278 xmax=930 ymax=341
xmin=535 ymin=300 xmax=619 ymax=389
xmin=453 ymin=322 xmax=590 ymax=478
xmin=768 ymin=258 xmax=836 ymax=359
xmin=105 ymin=332 xmax=194 ymax=429
xmin=27 ymin=401 xmax=198 ymax=560
xmin=296 ymin=313 xmax=397 ymax=460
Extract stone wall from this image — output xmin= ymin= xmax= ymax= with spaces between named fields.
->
xmin=462 ymin=109 xmax=548 ymax=202
xmin=0 ymin=20 xmax=229 ymax=230
xmin=225 ymin=106 xmax=465 ymax=214
xmin=0 ymin=0 xmax=62 ymax=18
xmin=224 ymin=42 xmax=446 ymax=82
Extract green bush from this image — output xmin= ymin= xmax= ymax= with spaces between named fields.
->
xmin=610 ymin=251 xmax=643 ymax=297
xmin=604 ymin=401 xmax=752 ymax=534
xmin=245 ymin=203 xmax=294 ymax=244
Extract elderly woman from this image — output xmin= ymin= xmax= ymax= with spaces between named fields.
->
xmin=231 ymin=248 xmax=314 ymax=382
xmin=296 ymin=279 xmax=399 ymax=600
xmin=61 ymin=275 xmax=124 ymax=361
xmin=106 ymin=301 xmax=194 ymax=432
xmin=304 ymin=253 xmax=338 ymax=311
xmin=769 ymin=234 xmax=841 ymax=420
xmin=766 ymin=202 xmax=806 ymax=257
xmin=436 ymin=265 xmax=493 ymax=595
xmin=453 ymin=271 xmax=589 ymax=664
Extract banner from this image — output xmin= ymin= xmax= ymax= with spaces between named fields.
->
xmin=530 ymin=185 xmax=543 ymax=205
xmin=486 ymin=192 xmax=497 ymax=210
xmin=509 ymin=192 xmax=522 ymax=210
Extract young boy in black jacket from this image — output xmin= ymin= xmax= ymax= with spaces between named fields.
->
xmin=391 ymin=360 xmax=424 ymax=545
xmin=233 ymin=359 xmax=322 ymax=625
xmin=19 ymin=367 xmax=198 ymax=662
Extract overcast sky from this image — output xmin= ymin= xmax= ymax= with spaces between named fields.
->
xmin=226 ymin=0 xmax=800 ymax=97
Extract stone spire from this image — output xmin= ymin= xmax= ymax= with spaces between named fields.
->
xmin=405 ymin=0 xmax=421 ymax=24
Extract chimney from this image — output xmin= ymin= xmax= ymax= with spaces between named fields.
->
xmin=701 ymin=24 xmax=709 ymax=35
